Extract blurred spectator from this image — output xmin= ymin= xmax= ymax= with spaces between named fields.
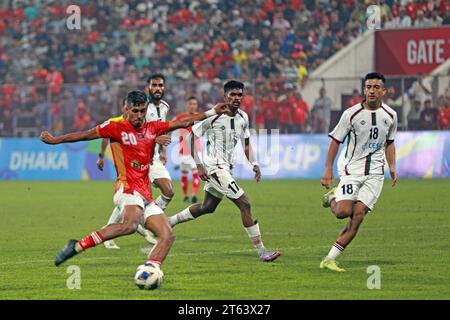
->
xmin=414 ymin=10 xmax=432 ymax=27
xmin=46 ymin=65 xmax=64 ymax=95
xmin=291 ymin=92 xmax=308 ymax=133
xmin=0 ymin=109 xmax=14 ymax=136
xmin=34 ymin=94 xmax=49 ymax=128
xmin=393 ymin=6 xmax=412 ymax=28
xmin=408 ymin=75 xmax=432 ymax=105
xmin=72 ymin=102 xmax=92 ymax=131
xmin=311 ymin=87 xmax=332 ymax=133
xmin=124 ymin=65 xmax=140 ymax=85
xmin=407 ymin=99 xmax=422 ymax=130
xmin=72 ymin=77 xmax=90 ymax=99
xmin=0 ymin=1 xmax=448 ymax=137
xmin=297 ymin=56 xmax=308 ymax=87
xmin=261 ymin=91 xmax=278 ymax=130
xmin=437 ymin=99 xmax=450 ymax=130
xmin=347 ymin=89 xmax=364 ymax=108
xmin=420 ymin=99 xmax=438 ymax=130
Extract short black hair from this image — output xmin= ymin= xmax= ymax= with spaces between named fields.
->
xmin=186 ymin=96 xmax=197 ymax=101
xmin=125 ymin=91 xmax=148 ymax=106
xmin=147 ymin=73 xmax=165 ymax=84
xmin=364 ymin=72 xmax=386 ymax=84
xmin=224 ymin=80 xmax=244 ymax=93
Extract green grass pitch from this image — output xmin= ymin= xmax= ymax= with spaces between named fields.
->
xmin=0 ymin=179 xmax=449 ymax=299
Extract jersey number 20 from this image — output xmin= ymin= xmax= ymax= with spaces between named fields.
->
xmin=121 ymin=132 xmax=137 ymax=145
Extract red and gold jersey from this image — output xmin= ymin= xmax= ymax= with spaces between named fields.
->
xmin=96 ymin=119 xmax=170 ymax=201
xmin=173 ymin=112 xmax=201 ymax=156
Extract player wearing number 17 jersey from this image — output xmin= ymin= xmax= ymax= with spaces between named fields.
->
xmin=320 ymin=72 xmax=398 ymax=272
xmin=167 ymin=80 xmax=280 ymax=262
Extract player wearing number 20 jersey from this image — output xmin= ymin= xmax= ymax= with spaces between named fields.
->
xmin=96 ymin=118 xmax=170 ymax=201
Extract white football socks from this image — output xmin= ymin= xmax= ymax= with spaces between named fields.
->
xmin=168 ymin=207 xmax=194 ymax=227
xmin=244 ymin=222 xmax=265 ymax=254
xmin=156 ymin=194 xmax=172 ymax=210
xmin=325 ymin=241 xmax=346 ymax=260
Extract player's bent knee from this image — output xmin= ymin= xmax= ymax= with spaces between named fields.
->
xmin=120 ymin=221 xmax=139 ymax=235
xmin=159 ymin=229 xmax=175 ymax=246
xmin=335 ymin=208 xmax=353 ymax=219
xmin=163 ymin=189 xmax=175 ymax=199
xmin=334 ymin=201 xmax=353 ymax=218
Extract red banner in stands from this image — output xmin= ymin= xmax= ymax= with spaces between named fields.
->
xmin=376 ymin=27 xmax=450 ymax=75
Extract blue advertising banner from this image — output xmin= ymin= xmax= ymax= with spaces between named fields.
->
xmin=0 ymin=139 xmax=87 ymax=180
xmin=1 ymin=132 xmax=449 ymax=180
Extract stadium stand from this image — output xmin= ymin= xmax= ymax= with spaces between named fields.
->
xmin=0 ymin=0 xmax=449 ymax=137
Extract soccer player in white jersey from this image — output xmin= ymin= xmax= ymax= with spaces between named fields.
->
xmin=145 ymin=74 xmax=175 ymax=211
xmin=167 ymin=80 xmax=281 ymax=262
xmin=320 ymin=72 xmax=398 ymax=272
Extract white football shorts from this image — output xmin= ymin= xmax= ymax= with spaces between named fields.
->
xmin=179 ymin=154 xmax=197 ymax=172
xmin=149 ymin=161 xmax=172 ymax=184
xmin=113 ymin=184 xmax=164 ymax=225
xmin=204 ymin=167 xmax=244 ymax=200
xmin=335 ymin=174 xmax=385 ymax=211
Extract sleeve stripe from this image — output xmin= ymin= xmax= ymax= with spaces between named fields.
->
xmin=349 ymin=106 xmax=364 ymax=123
xmin=381 ymin=106 xmax=394 ymax=119
xmin=328 ymin=134 xmax=343 ymax=143
xmin=211 ymin=114 xmax=222 ymax=126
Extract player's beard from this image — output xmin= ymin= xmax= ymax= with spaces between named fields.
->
xmin=229 ymin=101 xmax=240 ymax=113
xmin=149 ymin=90 xmax=164 ymax=102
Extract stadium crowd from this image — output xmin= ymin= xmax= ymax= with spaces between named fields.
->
xmin=1 ymin=0 xmax=450 ymax=137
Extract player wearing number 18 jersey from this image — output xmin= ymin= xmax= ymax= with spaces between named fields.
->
xmin=320 ymin=72 xmax=398 ymax=272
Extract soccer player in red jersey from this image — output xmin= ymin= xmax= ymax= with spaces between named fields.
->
xmin=172 ymin=96 xmax=202 ymax=203
xmin=40 ymin=91 xmax=229 ymax=273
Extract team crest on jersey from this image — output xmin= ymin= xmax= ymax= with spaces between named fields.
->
xmin=383 ymin=118 xmax=389 ymax=126
xmin=360 ymin=120 xmax=366 ymax=125
xmin=100 ymin=120 xmax=110 ymax=128
xmin=137 ymin=133 xmax=145 ymax=139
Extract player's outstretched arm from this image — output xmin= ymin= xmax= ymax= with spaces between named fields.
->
xmin=97 ymin=138 xmax=109 ymax=171
xmin=167 ymin=103 xmax=229 ymax=131
xmin=385 ymin=140 xmax=398 ymax=187
xmin=40 ymin=128 xmax=100 ymax=145
xmin=243 ymin=138 xmax=261 ymax=182
xmin=321 ymin=139 xmax=340 ymax=189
